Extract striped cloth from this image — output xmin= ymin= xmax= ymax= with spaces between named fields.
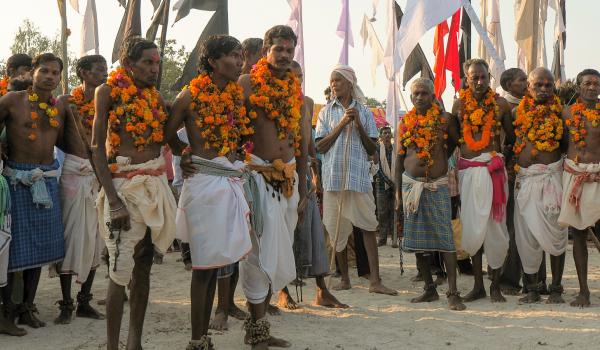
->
xmin=402 ymin=174 xmax=455 ymax=252
xmin=4 ymin=160 xmax=64 ymax=272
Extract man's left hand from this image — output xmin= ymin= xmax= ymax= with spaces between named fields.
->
xmin=180 ymin=154 xmax=197 ymax=178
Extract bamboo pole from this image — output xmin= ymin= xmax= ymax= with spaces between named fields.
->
xmin=58 ymin=0 xmax=69 ymax=94
xmin=156 ymin=0 xmax=170 ymax=91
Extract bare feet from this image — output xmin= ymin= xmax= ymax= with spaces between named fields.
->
xmin=500 ymin=285 xmax=521 ymax=296
xmin=446 ymin=292 xmax=466 ymax=311
xmin=332 ymin=279 xmax=351 ymax=291
xmin=546 ymin=292 xmax=565 ymax=304
xmin=18 ymin=304 xmax=46 ymax=328
xmin=267 ymin=304 xmax=281 ymax=316
xmin=463 ymin=287 xmax=486 ymax=302
xmin=518 ymin=291 xmax=541 ymax=304
xmin=54 ymin=299 xmax=74 ymax=325
xmin=277 ymin=291 xmax=299 ymax=310
xmin=209 ymin=310 xmax=228 ymax=331
xmin=0 ymin=315 xmax=27 ymax=336
xmin=369 ymin=281 xmax=398 ymax=296
xmin=410 ymin=287 xmax=439 ymax=303
xmin=490 ymin=285 xmax=507 ymax=303
xmin=570 ymin=292 xmax=591 ymax=308
xmin=434 ymin=275 xmax=447 ymax=286
xmin=245 ymin=335 xmax=291 ymax=348
xmin=228 ymin=303 xmax=248 ymax=320
xmin=184 ymin=261 xmax=192 ymax=271
xmin=314 ymin=289 xmax=349 ymax=308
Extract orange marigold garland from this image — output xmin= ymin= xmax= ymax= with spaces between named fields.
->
xmin=186 ymin=73 xmax=253 ymax=156
xmin=567 ymin=98 xmax=600 ymax=162
xmin=458 ymin=88 xmax=501 ymax=152
xmin=27 ymin=88 xmax=60 ymax=141
xmin=69 ymin=85 xmax=95 ymax=129
xmin=0 ymin=76 xmax=8 ymax=96
xmin=513 ymin=94 xmax=563 ymax=158
xmin=398 ymin=103 xmax=447 ymax=174
xmin=106 ymin=67 xmax=167 ymax=160
xmin=249 ymin=58 xmax=303 ymax=156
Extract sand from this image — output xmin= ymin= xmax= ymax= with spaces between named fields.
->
xmin=2 ymin=243 xmax=600 ymax=350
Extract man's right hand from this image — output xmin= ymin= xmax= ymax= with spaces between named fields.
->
xmin=341 ymin=107 xmax=357 ymax=127
xmin=180 ymin=153 xmax=197 ymax=178
xmin=109 ymin=204 xmax=131 ymax=232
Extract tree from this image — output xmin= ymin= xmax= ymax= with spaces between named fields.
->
xmin=157 ymin=39 xmax=188 ymax=102
xmin=10 ymin=19 xmax=78 ymax=92
xmin=365 ymin=96 xmax=384 ymax=109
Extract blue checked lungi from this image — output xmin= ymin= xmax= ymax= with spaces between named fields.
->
xmin=4 ymin=160 xmax=64 ymax=272
xmin=402 ymin=174 xmax=455 ymax=253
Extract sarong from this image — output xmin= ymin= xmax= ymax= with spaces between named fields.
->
xmin=294 ymin=188 xmax=329 ymax=278
xmin=3 ymin=160 xmax=63 ymax=272
xmin=97 ymin=156 xmax=176 ymax=287
xmin=176 ymin=156 xmax=252 ymax=270
xmin=514 ymin=159 xmax=567 ymax=274
xmin=0 ymin=160 xmax=10 ymax=287
xmin=240 ymin=154 xmax=299 ymax=304
xmin=401 ymin=173 xmax=455 ymax=252
xmin=58 ymin=154 xmax=102 ymax=283
xmin=458 ymin=153 xmax=509 ymax=269
xmin=557 ymin=158 xmax=600 ymax=230
xmin=322 ymin=190 xmax=378 ymax=253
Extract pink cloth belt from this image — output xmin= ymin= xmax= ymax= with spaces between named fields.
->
xmin=564 ymin=162 xmax=600 ymax=212
xmin=458 ymin=156 xmax=507 ymax=222
xmin=112 ymin=166 xmax=166 ymax=179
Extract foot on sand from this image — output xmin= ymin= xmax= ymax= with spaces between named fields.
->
xmin=463 ymin=287 xmax=486 ymax=302
xmin=411 ymin=286 xmax=439 ymax=303
xmin=490 ymin=285 xmax=507 ymax=303
xmin=332 ymin=280 xmax=351 ymax=291
xmin=228 ymin=303 xmax=248 ymax=320
xmin=518 ymin=291 xmax=541 ymax=304
xmin=314 ymin=289 xmax=349 ymax=308
xmin=570 ymin=292 xmax=590 ymax=308
xmin=209 ymin=310 xmax=228 ymax=331
xmin=267 ymin=304 xmax=281 ymax=316
xmin=278 ymin=291 xmax=299 ymax=310
xmin=369 ymin=282 xmax=398 ymax=296
xmin=446 ymin=292 xmax=466 ymax=311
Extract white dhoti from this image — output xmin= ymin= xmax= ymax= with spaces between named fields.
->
xmin=240 ymin=155 xmax=298 ymax=304
xmin=458 ymin=153 xmax=509 ymax=269
xmin=97 ymin=156 xmax=177 ymax=287
xmin=176 ymin=156 xmax=252 ymax=269
xmin=557 ymin=159 xmax=600 ymax=230
xmin=59 ymin=154 xmax=102 ymax=283
xmin=514 ymin=159 xmax=567 ymax=274
xmin=322 ymin=190 xmax=378 ymax=252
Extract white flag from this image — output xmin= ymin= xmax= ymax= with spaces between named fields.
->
xmin=478 ymin=0 xmax=505 ymax=88
xmin=393 ymin=0 xmax=461 ymax=70
xmin=287 ymin=0 xmax=305 ymax=91
xmin=80 ymin=0 xmax=99 ymax=56
xmin=360 ymin=15 xmax=384 ymax=86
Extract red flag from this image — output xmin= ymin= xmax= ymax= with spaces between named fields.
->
xmin=433 ymin=21 xmax=449 ymax=98
xmin=445 ymin=10 xmax=461 ymax=94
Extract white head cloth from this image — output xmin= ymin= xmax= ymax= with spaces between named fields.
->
xmin=332 ymin=64 xmax=366 ymax=104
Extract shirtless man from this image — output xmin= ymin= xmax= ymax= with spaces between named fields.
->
xmin=500 ymin=68 xmax=527 ymax=109
xmin=558 ymin=68 xmax=600 ymax=308
xmin=513 ymin=68 xmax=567 ymax=304
xmin=166 ymin=34 xmax=253 ymax=349
xmin=395 ymin=78 xmax=465 ymax=311
xmin=0 ymin=53 xmax=68 ymax=330
xmin=241 ymin=38 xmax=263 ymax=75
xmin=53 ymin=54 xmax=107 ymax=324
xmin=1 ymin=54 xmax=32 ymax=97
xmin=283 ymin=60 xmax=348 ymax=310
xmin=451 ymin=58 xmax=514 ymax=303
xmin=238 ymin=25 xmax=307 ymax=349
xmin=91 ymin=37 xmax=177 ymax=350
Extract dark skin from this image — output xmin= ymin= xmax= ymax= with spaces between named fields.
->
xmin=315 ymin=71 xmax=396 ymax=296
xmin=276 ymin=64 xmax=348 ymax=310
xmin=164 ymin=46 xmax=247 ymax=340
xmin=91 ymin=47 xmax=179 ymax=350
xmin=450 ymin=63 xmax=515 ymax=303
xmin=505 ymin=70 xmax=528 ymax=109
xmin=237 ymin=37 xmax=308 ymax=350
xmin=0 ymin=61 xmax=65 ymax=336
xmin=394 ymin=83 xmax=464 ymax=311
xmin=54 ymin=60 xmax=108 ymax=325
xmin=562 ymin=73 xmax=600 ymax=308
xmin=514 ymin=68 xmax=566 ymax=304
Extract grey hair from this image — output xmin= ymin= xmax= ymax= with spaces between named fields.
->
xmin=411 ymin=78 xmax=434 ymax=94
xmin=528 ymin=67 xmax=554 ymax=82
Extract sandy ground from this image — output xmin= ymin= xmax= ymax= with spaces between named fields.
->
xmin=3 ymin=243 xmax=600 ymax=350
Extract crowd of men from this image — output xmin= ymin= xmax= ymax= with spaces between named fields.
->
xmin=0 ymin=22 xmax=599 ymax=350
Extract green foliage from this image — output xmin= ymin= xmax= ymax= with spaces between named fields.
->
xmin=365 ymin=96 xmax=384 ymax=109
xmin=157 ymin=39 xmax=188 ymax=102
xmin=9 ymin=19 xmax=78 ymax=93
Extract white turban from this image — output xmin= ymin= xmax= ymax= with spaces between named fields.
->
xmin=332 ymin=64 xmax=366 ymax=104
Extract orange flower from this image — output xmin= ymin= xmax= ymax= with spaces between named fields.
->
xmin=568 ymin=99 xmax=600 ymax=162
xmin=27 ymin=88 xmax=60 ymax=142
xmin=109 ymin=163 xmax=119 ymax=173
xmin=513 ymin=94 xmax=563 ymax=156
xmin=458 ymin=88 xmax=499 ymax=152
xmin=69 ymin=85 xmax=95 ymax=130
xmin=0 ymin=76 xmax=8 ymax=97
xmin=28 ymin=132 xmax=37 ymax=141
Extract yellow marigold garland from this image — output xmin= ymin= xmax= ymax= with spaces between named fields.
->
xmin=186 ymin=73 xmax=254 ymax=156
xmin=69 ymin=85 xmax=95 ymax=129
xmin=249 ymin=58 xmax=303 ymax=156
xmin=0 ymin=76 xmax=8 ymax=96
xmin=566 ymin=98 xmax=600 ymax=162
xmin=513 ymin=94 xmax=563 ymax=157
xmin=106 ymin=67 xmax=167 ymax=161
xmin=458 ymin=88 xmax=501 ymax=152
xmin=27 ymin=88 xmax=60 ymax=141
xmin=397 ymin=102 xmax=447 ymax=174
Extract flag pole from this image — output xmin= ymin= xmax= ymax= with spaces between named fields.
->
xmin=157 ymin=0 xmax=170 ymax=91
xmin=91 ymin=0 xmax=99 ymax=54
xmin=58 ymin=0 xmax=69 ymax=94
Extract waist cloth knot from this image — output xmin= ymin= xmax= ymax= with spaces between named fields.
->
xmin=3 ymin=166 xmax=60 ymax=208
xmin=458 ymin=155 xmax=506 ymax=222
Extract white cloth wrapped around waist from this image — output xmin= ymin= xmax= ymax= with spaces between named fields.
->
xmin=516 ymin=159 xmax=563 ymax=216
xmin=402 ymin=173 xmax=448 ymax=215
xmin=61 ymin=154 xmax=97 ymax=201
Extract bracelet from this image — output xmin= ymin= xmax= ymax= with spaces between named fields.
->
xmin=109 ymin=204 xmax=125 ymax=213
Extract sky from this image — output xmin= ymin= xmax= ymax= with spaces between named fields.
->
xmin=1 ymin=0 xmax=598 ymax=110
